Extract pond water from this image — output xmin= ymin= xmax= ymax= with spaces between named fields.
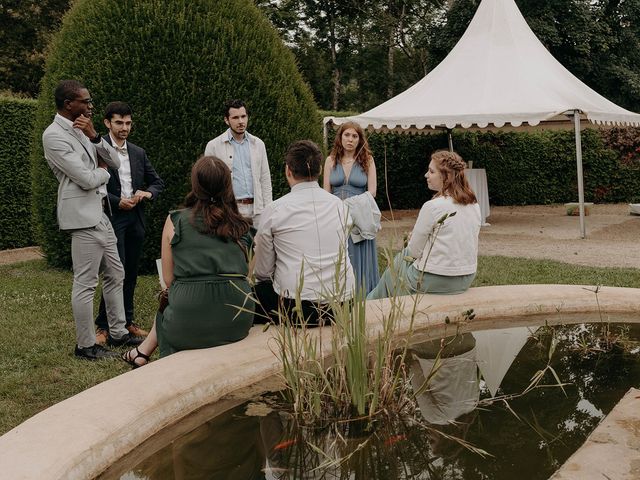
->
xmin=102 ymin=321 xmax=640 ymax=480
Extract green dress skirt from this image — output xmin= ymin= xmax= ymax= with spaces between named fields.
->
xmin=157 ymin=209 xmax=255 ymax=357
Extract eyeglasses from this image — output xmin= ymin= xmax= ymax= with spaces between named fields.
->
xmin=67 ymin=97 xmax=94 ymax=105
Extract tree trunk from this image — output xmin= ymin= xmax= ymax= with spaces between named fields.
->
xmin=387 ymin=28 xmax=395 ymax=98
xmin=330 ymin=19 xmax=340 ymax=110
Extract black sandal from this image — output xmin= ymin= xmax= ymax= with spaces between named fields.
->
xmin=122 ymin=347 xmax=151 ymax=369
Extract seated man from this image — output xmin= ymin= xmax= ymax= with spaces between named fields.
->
xmin=253 ymin=140 xmax=355 ymax=325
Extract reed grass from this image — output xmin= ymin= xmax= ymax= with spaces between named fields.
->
xmin=271 ymin=213 xmax=455 ymax=425
xmin=2 ymin=234 xmax=637 ymax=434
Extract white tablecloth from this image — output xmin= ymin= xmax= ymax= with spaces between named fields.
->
xmin=464 ymin=168 xmax=490 ymax=225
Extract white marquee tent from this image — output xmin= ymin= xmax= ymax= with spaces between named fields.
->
xmin=324 ymin=0 xmax=640 ymax=237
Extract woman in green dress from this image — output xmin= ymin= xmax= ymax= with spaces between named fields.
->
xmin=123 ymin=156 xmax=254 ymax=367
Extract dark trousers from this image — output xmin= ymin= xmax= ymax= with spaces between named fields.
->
xmin=96 ymin=209 xmax=145 ymax=330
xmin=254 ymin=281 xmax=335 ymax=327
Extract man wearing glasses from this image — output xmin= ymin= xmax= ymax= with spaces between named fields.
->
xmin=43 ymin=80 xmax=143 ymax=361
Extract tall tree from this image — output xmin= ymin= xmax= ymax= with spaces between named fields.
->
xmin=258 ymin=0 xmax=367 ymax=110
xmin=589 ymin=0 xmax=640 ymax=112
xmin=296 ymin=0 xmax=365 ymax=110
xmin=258 ymin=0 xmax=446 ymax=110
xmin=0 ymin=0 xmax=71 ymax=96
xmin=368 ymin=0 xmax=445 ymax=98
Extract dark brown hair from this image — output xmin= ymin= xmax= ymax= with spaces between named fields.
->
xmin=329 ymin=121 xmax=372 ymax=173
xmin=54 ymin=79 xmax=85 ymax=110
xmin=284 ymin=140 xmax=322 ymax=180
xmin=104 ymin=101 xmax=132 ymax=120
xmin=223 ymin=99 xmax=247 ymax=118
xmin=184 ymin=156 xmax=250 ymax=241
xmin=431 ymin=150 xmax=477 ymax=205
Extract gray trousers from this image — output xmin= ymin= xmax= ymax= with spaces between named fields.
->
xmin=70 ymin=214 xmax=128 ymax=348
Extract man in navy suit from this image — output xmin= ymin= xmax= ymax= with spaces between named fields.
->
xmin=95 ymin=102 xmax=164 ymax=343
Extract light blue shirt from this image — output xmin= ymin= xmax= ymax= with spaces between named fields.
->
xmin=228 ymin=130 xmax=254 ymax=199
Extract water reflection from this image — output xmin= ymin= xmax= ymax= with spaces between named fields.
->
xmin=407 ymin=333 xmax=480 ymax=464
xmin=473 ymin=327 xmax=531 ymax=397
xmin=410 ymin=333 xmax=479 ymax=425
xmin=132 ymin=408 xmax=266 ymax=479
xmin=114 ymin=323 xmax=640 ymax=480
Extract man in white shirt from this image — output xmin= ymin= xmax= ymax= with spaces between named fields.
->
xmin=253 ymin=140 xmax=355 ymax=326
xmin=204 ymin=99 xmax=272 ymax=228
xmin=94 ymin=102 xmax=164 ymax=344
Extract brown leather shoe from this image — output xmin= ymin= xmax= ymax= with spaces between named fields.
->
xmin=95 ymin=328 xmax=109 ymax=346
xmin=127 ymin=322 xmax=148 ymax=337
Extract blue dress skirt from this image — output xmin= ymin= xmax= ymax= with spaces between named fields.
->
xmin=330 ymin=162 xmax=380 ymax=295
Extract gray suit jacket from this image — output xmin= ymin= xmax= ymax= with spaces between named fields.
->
xmin=43 ymin=115 xmax=120 ymax=230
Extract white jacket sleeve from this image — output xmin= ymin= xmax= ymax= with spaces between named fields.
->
xmin=406 ymin=203 xmax=435 ymax=259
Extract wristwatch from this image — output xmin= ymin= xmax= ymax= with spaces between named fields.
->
xmin=90 ymin=133 xmax=102 ymax=144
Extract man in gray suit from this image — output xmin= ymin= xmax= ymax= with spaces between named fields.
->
xmin=43 ymin=80 xmax=142 ymax=360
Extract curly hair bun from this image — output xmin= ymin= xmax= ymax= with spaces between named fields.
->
xmin=432 ymin=150 xmax=466 ymax=172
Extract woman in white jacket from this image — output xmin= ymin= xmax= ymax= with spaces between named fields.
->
xmin=368 ymin=150 xmax=481 ymax=300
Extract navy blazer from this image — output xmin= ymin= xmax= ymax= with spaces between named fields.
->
xmin=104 ymin=135 xmax=164 ymax=226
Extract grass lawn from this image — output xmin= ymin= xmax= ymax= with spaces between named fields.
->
xmin=1 ymin=256 xmax=639 ymax=435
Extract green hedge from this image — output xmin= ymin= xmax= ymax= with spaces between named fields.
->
xmin=364 ymin=128 xmax=640 ymax=209
xmin=0 ymin=96 xmax=36 ymax=249
xmin=31 ymin=0 xmax=320 ymax=271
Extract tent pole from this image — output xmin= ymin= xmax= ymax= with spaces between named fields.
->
xmin=323 ymin=119 xmax=329 ymax=152
xmin=447 ymin=129 xmax=454 ymax=152
xmin=573 ymin=110 xmax=586 ymax=239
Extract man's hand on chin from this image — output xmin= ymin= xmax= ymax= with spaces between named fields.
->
xmin=73 ymin=114 xmax=97 ymax=139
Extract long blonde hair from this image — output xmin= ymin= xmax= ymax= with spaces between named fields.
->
xmin=431 ymin=150 xmax=477 ymax=205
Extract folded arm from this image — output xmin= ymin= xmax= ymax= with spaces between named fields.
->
xmin=95 ymin=138 xmax=120 ymax=169
xmin=142 ymin=151 xmax=164 ymax=199
xmin=44 ymin=132 xmax=110 ymax=190
xmin=132 ymin=150 xmax=164 ymax=204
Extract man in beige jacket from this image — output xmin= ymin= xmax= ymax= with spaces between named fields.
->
xmin=204 ymin=99 xmax=272 ymax=228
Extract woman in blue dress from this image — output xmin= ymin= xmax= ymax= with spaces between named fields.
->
xmin=323 ymin=121 xmax=380 ymax=295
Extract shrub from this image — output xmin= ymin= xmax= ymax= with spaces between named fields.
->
xmin=368 ymin=131 xmax=449 ymax=209
xmin=362 ymin=128 xmax=640 ymax=209
xmin=0 ymin=96 xmax=36 ymax=249
xmin=31 ymin=0 xmax=320 ymax=270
